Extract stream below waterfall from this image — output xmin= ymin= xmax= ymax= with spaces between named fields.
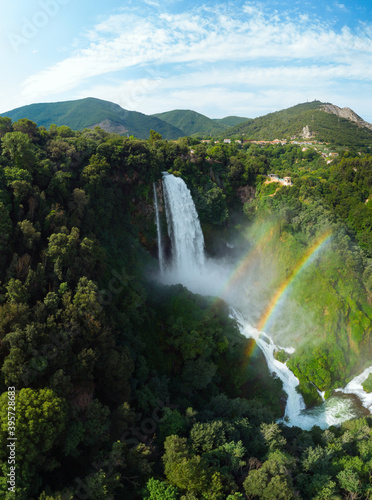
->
xmin=230 ymin=308 xmax=370 ymax=430
xmin=156 ymin=174 xmax=372 ymax=430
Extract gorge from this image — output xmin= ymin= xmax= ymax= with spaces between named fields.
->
xmin=1 ymin=118 xmax=372 ymax=499
xmin=156 ymin=173 xmax=372 ymax=430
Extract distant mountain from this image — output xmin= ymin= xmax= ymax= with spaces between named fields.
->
xmin=214 ymin=116 xmax=250 ymax=127
xmin=320 ymin=103 xmax=372 ymax=131
xmin=151 ymin=109 xmax=230 ymax=137
xmin=3 ymin=98 xmax=372 ymax=147
xmin=1 ymin=98 xmax=185 ymax=140
xmin=226 ymin=101 xmax=372 ymax=147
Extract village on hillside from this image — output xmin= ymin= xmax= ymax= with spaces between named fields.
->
xmin=199 ymin=138 xmax=340 ymax=164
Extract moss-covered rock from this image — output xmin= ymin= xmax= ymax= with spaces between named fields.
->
xmin=362 ymin=373 xmax=372 ymax=393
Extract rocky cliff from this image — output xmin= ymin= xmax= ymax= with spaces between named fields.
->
xmin=321 ymin=103 xmax=372 ymax=131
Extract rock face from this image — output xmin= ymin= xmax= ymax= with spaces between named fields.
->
xmin=88 ymin=119 xmax=129 ymax=135
xmin=302 ymin=125 xmax=313 ymax=139
xmin=321 ymin=104 xmax=372 ymax=131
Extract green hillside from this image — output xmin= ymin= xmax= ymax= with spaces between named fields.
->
xmin=1 ymin=97 xmax=185 ymax=140
xmin=227 ymin=100 xmax=372 ymax=148
xmin=5 ymin=98 xmax=372 ymax=147
xmin=1 ymin=117 xmax=372 ymax=499
xmin=152 ymin=109 xmax=229 ymax=136
xmin=214 ymin=115 xmax=250 ymax=127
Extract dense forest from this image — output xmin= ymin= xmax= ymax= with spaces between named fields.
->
xmin=0 ymin=117 xmax=371 ymax=499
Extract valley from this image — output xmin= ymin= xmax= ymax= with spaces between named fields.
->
xmin=0 ymin=101 xmax=371 ymax=499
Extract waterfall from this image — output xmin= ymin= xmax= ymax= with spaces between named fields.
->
xmin=153 ymin=182 xmax=165 ymax=274
xmin=162 ymin=173 xmax=205 ymax=277
xmin=230 ymin=308 xmax=360 ymax=430
xmin=336 ymin=366 xmax=372 ymax=412
xmin=230 ymin=308 xmax=305 ymax=420
xmin=159 ymin=173 xmax=368 ymax=430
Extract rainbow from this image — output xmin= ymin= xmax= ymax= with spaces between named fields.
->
xmin=217 ymin=222 xmax=278 ymax=299
xmin=257 ymin=229 xmax=333 ymax=332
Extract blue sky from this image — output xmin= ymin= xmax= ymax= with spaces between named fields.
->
xmin=1 ymin=0 xmax=372 ymax=121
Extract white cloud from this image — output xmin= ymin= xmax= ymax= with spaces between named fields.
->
xmin=74 ymin=58 xmax=372 ymax=119
xmin=143 ymin=0 xmax=160 ymax=6
xmin=16 ymin=2 xmax=372 ymax=120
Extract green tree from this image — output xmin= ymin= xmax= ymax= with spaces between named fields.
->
xmin=68 ymin=188 xmax=88 ymax=226
xmin=17 ymin=219 xmax=41 ymax=250
xmin=260 ymin=422 xmax=286 ymax=452
xmin=143 ymin=478 xmax=180 ymax=499
xmin=197 ymin=185 xmax=228 ymax=225
xmin=163 ymin=435 xmax=209 ymax=494
xmin=243 ymin=451 xmax=296 ymax=500
xmin=0 ymin=388 xmax=68 ymax=499
xmin=1 ymin=131 xmax=36 ymax=170
xmin=0 ymin=116 xmax=12 ymax=137
xmin=190 ymin=421 xmax=227 ymax=453
xmin=13 ymin=119 xmax=39 ymax=141
xmin=149 ymin=130 xmax=163 ymax=144
xmin=5 ymin=279 xmax=29 ymax=304
xmin=81 ymin=153 xmax=110 ymax=187
xmin=337 ymin=469 xmax=362 ymax=500
xmin=0 ymin=201 xmax=12 ymax=260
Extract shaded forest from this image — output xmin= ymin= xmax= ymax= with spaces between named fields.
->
xmin=0 ymin=117 xmax=371 ymax=499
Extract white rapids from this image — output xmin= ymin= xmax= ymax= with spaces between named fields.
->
xmin=157 ymin=173 xmax=372 ymax=430
xmin=231 ymin=308 xmax=364 ymax=430
xmin=336 ymin=366 xmax=372 ymax=413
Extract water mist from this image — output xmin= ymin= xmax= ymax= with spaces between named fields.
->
xmin=157 ymin=174 xmax=372 ymax=429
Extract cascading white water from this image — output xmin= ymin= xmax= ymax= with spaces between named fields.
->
xmin=162 ymin=173 xmax=205 ymax=278
xmin=337 ymin=366 xmax=372 ymax=412
xmin=230 ymin=308 xmax=306 ymax=420
xmin=153 ymin=182 xmax=165 ymax=274
xmin=160 ymin=173 xmax=371 ymax=429
xmin=230 ymin=308 xmax=362 ymax=430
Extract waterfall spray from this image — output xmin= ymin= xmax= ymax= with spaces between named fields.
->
xmin=159 ymin=174 xmax=367 ymax=429
xmin=153 ymin=182 xmax=165 ymax=274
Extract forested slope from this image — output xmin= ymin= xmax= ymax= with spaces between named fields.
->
xmin=0 ymin=117 xmax=371 ymax=499
xmin=151 ymin=109 xmax=229 ymax=137
xmin=227 ymin=101 xmax=372 ymax=148
xmin=1 ymin=98 xmax=185 ymax=140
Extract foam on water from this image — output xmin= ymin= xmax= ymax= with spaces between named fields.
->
xmin=159 ymin=173 xmax=372 ymax=429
